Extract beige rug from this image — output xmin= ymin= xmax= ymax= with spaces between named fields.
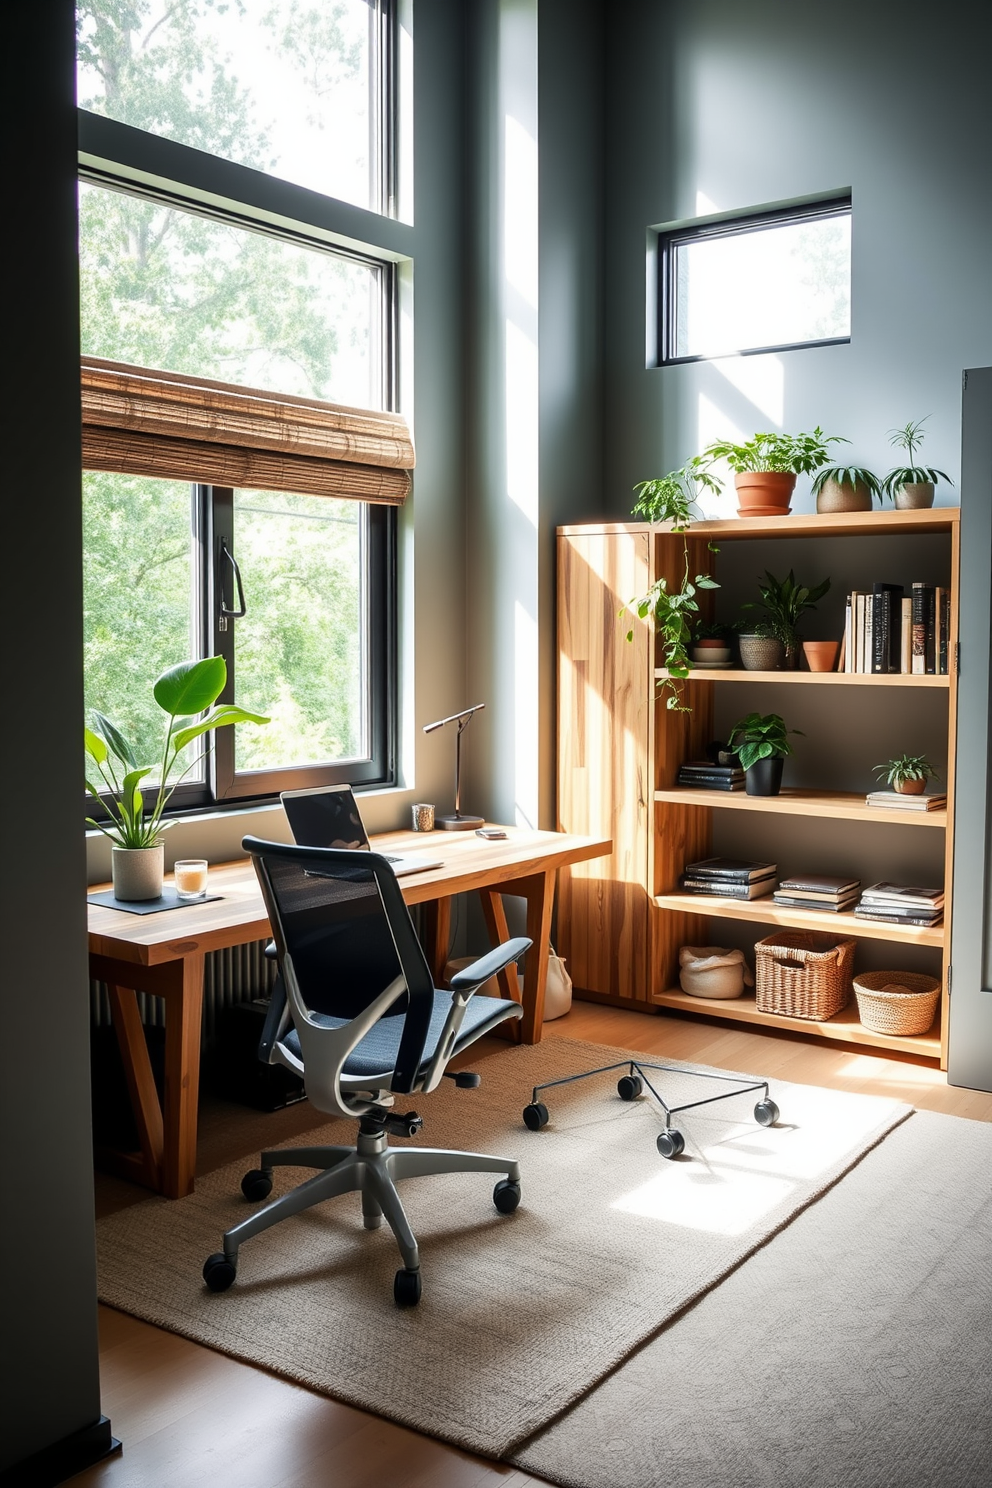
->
xmin=96 ymin=1037 xmax=910 ymax=1458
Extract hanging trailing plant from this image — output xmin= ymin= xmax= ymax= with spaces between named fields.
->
xmin=624 ymin=457 xmax=722 ymax=712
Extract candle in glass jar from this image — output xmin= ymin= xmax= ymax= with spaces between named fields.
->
xmin=174 ymin=859 xmax=208 ymax=901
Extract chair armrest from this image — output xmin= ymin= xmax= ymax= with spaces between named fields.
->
xmin=448 ymin=937 xmax=532 ymax=999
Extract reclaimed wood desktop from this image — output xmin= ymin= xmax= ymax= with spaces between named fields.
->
xmin=88 ymin=825 xmax=611 ymax=1198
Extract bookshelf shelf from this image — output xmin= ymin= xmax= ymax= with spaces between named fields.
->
xmin=652 ymin=891 xmax=945 ymax=946
xmin=655 ymin=787 xmax=947 ymax=828
xmin=648 ymin=987 xmax=941 ymax=1059
xmin=557 ymin=509 xmax=958 ymax=1068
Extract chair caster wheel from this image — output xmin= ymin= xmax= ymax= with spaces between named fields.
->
xmin=523 ymin=1101 xmax=549 ymax=1131
xmin=394 ymin=1268 xmax=422 ymax=1306
xmin=241 ymin=1168 xmax=273 ymax=1202
xmin=493 ymin=1178 xmax=521 ymax=1214
xmin=754 ymin=1099 xmax=780 ymax=1127
xmin=657 ymin=1128 xmax=685 ymax=1160
xmin=617 ymin=1074 xmax=643 ymax=1101
xmin=203 ymin=1253 xmax=237 ymax=1292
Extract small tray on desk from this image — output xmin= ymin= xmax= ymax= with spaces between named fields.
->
xmin=88 ymin=887 xmax=224 ymax=915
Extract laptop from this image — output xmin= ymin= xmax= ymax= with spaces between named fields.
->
xmin=280 ymin=784 xmax=444 ymax=876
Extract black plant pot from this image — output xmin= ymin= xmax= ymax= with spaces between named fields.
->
xmin=745 ymin=756 xmax=784 ymax=796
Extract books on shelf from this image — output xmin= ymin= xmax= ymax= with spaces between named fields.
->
xmin=865 ymin=790 xmax=946 ymax=812
xmin=676 ymin=761 xmax=745 ymax=791
xmin=840 ymin=580 xmax=951 ymax=675
xmin=680 ymin=857 xmax=776 ymax=900
xmin=772 ymin=874 xmax=861 ymax=913
xmin=854 ymin=881 xmax=944 ymax=927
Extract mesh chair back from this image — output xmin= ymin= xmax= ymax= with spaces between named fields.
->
xmin=243 ymin=837 xmax=436 ymax=1092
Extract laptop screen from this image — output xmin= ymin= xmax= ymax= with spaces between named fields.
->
xmin=280 ymin=784 xmax=371 ymax=850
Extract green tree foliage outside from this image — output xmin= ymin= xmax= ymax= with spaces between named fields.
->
xmin=78 ymin=0 xmax=381 ymax=787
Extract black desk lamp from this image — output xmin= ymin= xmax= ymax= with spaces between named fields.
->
xmin=423 ymin=704 xmax=485 ymax=830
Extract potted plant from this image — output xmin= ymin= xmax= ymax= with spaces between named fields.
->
xmin=690 ymin=621 xmax=737 ymax=666
xmin=873 ymin=753 xmax=939 ymax=796
xmin=85 ymin=657 xmax=268 ymax=901
xmin=881 ymin=418 xmax=952 ymax=510
xmin=737 ymin=619 xmax=786 ymax=672
xmin=743 ymin=569 xmax=831 ymax=669
xmin=810 ymin=464 xmax=883 ymax=514
xmin=701 ymin=428 xmax=846 ymax=518
xmin=728 ymin=711 xmax=803 ymax=797
xmin=625 ymin=458 xmax=722 ymax=710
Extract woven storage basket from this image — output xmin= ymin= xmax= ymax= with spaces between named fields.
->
xmin=755 ymin=931 xmax=856 ymax=1020
xmin=853 ymin=971 xmax=941 ymax=1035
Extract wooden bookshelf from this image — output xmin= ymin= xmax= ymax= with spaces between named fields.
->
xmin=557 ymin=509 xmax=959 ymax=1067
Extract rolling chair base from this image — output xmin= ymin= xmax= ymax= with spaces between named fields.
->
xmin=203 ymin=1124 xmax=521 ymax=1305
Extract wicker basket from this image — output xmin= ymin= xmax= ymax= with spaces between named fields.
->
xmin=853 ymin=971 xmax=941 ymax=1036
xmin=754 ymin=931 xmax=856 ymax=1020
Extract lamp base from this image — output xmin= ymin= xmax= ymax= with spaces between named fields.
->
xmin=437 ymin=812 xmax=485 ymax=831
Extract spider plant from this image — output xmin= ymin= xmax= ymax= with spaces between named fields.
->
xmin=881 ymin=418 xmax=952 ymax=500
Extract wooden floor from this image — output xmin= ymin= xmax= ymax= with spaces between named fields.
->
xmin=82 ymin=1002 xmax=992 ymax=1488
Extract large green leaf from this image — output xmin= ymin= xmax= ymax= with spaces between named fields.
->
xmin=92 ymin=711 xmax=137 ymax=768
xmin=172 ymin=705 xmax=270 ymax=754
xmin=84 ymin=727 xmax=107 ymax=764
xmin=153 ymin=657 xmax=227 ymax=718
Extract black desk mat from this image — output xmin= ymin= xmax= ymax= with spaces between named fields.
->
xmin=87 ymin=887 xmax=224 ymax=916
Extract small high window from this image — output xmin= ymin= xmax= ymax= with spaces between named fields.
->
xmin=658 ymin=198 xmax=852 ymax=364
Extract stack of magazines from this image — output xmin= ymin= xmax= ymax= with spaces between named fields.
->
xmin=676 ymin=759 xmax=745 ymax=791
xmin=865 ymin=790 xmax=946 ymax=813
xmin=772 ymin=874 xmax=861 ymax=912
xmin=854 ymin=882 xmax=944 ymax=927
xmin=681 ymin=857 xmax=776 ymax=900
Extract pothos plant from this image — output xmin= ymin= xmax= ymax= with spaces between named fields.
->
xmin=624 ymin=457 xmax=722 ymax=711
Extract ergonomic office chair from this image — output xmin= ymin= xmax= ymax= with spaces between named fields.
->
xmin=203 ymin=837 xmax=530 ymax=1306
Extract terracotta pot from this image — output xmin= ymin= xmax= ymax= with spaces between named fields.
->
xmin=803 ymin=640 xmax=840 ymax=672
xmin=893 ymin=481 xmax=935 ymax=510
xmin=744 ymin=757 xmax=784 ymax=796
xmin=815 ymin=478 xmax=873 ymax=514
xmin=738 ymin=634 xmax=784 ymax=671
xmin=894 ymin=777 xmax=928 ymax=795
xmin=112 ymin=843 xmax=165 ymax=901
xmin=734 ymin=471 xmax=797 ymax=518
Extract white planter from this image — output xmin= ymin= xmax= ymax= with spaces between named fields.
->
xmin=112 ymin=843 xmax=165 ymax=901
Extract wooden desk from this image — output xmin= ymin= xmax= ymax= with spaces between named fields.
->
xmin=88 ymin=826 xmax=610 ymax=1198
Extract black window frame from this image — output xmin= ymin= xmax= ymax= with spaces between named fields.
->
xmin=657 ymin=196 xmax=853 ymax=367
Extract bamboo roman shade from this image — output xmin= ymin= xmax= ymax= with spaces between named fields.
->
xmin=80 ymin=358 xmax=414 ymax=504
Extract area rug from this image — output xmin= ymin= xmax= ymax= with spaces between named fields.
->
xmin=96 ymin=1037 xmax=910 ymax=1458
xmin=513 ymin=1107 xmax=992 ymax=1488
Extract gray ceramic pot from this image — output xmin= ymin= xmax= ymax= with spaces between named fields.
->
xmin=893 ymin=481 xmax=935 ymax=510
xmin=112 ymin=843 xmax=165 ymax=901
xmin=738 ymin=634 xmax=784 ymax=671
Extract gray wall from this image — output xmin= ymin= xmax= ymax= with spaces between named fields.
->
xmin=603 ymin=0 xmax=992 ymax=515
xmin=0 ymin=1 xmax=104 ymax=1473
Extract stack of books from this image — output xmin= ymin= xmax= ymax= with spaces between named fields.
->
xmin=854 ymin=882 xmax=944 ymax=927
xmin=676 ymin=759 xmax=745 ymax=791
xmin=772 ymin=874 xmax=861 ymax=912
xmin=840 ymin=582 xmax=951 ymax=675
xmin=680 ymin=857 xmax=776 ymax=899
xmin=865 ymin=790 xmax=947 ymax=813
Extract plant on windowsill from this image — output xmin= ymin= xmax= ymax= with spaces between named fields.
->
xmin=872 ymin=753 xmax=939 ymax=796
xmin=85 ymin=656 xmax=269 ymax=902
xmin=810 ymin=465 xmax=883 ymax=514
xmin=881 ymin=418 xmax=953 ymax=511
xmin=742 ymin=569 xmax=831 ymax=670
xmin=624 ymin=458 xmax=723 ymax=711
xmin=701 ymin=428 xmax=847 ymax=517
xmin=728 ymin=711 xmax=803 ymax=797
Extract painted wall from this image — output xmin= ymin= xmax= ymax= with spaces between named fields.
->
xmin=603 ymin=0 xmax=992 ymax=517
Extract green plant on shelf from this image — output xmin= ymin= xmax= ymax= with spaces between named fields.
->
xmin=727 ymin=711 xmax=803 ymax=770
xmin=700 ymin=428 xmax=846 ymax=476
xmin=810 ymin=465 xmax=883 ymax=502
xmin=624 ymin=458 xmax=722 ymax=712
xmin=743 ymin=569 xmax=831 ymax=662
xmin=881 ymin=417 xmax=952 ymax=500
xmin=872 ymin=753 xmax=939 ymax=788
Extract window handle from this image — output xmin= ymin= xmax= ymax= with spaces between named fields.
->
xmin=219 ymin=537 xmax=247 ymax=626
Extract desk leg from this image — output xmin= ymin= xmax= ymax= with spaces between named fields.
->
xmin=107 ymin=983 xmax=164 ymax=1190
xmin=492 ymin=869 xmax=555 ymax=1044
xmin=479 ymin=890 xmax=523 ymax=1043
xmin=161 ymin=953 xmax=205 ymax=1199
xmin=422 ymin=898 xmax=452 ymax=985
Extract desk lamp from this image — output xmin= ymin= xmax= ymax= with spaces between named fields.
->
xmin=423 ymin=704 xmax=486 ymax=830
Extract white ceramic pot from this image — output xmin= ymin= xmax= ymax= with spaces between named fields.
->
xmin=112 ymin=843 xmax=165 ymax=901
xmin=893 ymin=481 xmax=935 ymax=510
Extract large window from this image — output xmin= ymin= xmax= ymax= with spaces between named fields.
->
xmin=658 ymin=198 xmax=852 ymax=364
xmin=77 ymin=0 xmax=400 ymax=816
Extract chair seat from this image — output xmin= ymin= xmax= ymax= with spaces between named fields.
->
xmin=285 ymin=989 xmax=521 ymax=1081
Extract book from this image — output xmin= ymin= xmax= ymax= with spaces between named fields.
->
xmin=681 ymin=877 xmax=776 ymax=900
xmin=777 ymin=874 xmax=861 ymax=896
xmin=940 ymin=588 xmax=951 ymax=674
xmin=925 ymin=586 xmax=937 ymax=673
xmin=864 ymin=590 xmax=874 ymax=676
xmin=853 ymin=907 xmax=944 ymax=927
xmin=900 ymin=596 xmax=912 ymax=673
xmin=865 ymin=791 xmax=946 ymax=811
xmin=860 ymin=881 xmax=944 ymax=905
xmin=772 ymin=894 xmax=859 ymax=912
xmin=678 ymin=763 xmax=744 ymax=779
xmin=683 ymin=857 xmax=777 ymax=882
xmin=676 ymin=779 xmax=745 ymax=792
xmin=911 ymin=582 xmax=930 ymax=674
xmin=872 ymin=584 xmax=903 ymax=673
xmin=854 ymin=592 xmax=865 ymax=674
xmin=840 ymin=597 xmax=851 ymax=672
